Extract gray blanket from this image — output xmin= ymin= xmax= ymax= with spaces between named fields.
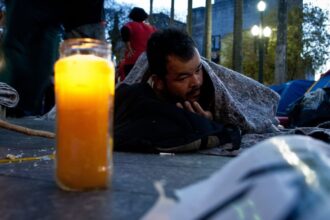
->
xmin=122 ymin=53 xmax=280 ymax=134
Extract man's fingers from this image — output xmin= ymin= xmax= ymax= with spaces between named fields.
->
xmin=193 ymin=101 xmax=213 ymax=120
xmin=192 ymin=101 xmax=204 ymax=114
xmin=179 ymin=101 xmax=213 ymax=120
xmin=184 ymin=101 xmax=195 ymax=113
xmin=176 ymin=102 xmax=183 ymax=109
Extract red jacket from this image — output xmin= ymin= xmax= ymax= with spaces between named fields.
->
xmin=123 ymin=21 xmax=156 ymax=65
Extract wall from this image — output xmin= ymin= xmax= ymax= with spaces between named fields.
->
xmin=192 ymin=0 xmax=302 ymax=55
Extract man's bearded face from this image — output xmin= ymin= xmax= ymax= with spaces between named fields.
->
xmin=162 ymin=49 xmax=203 ymax=103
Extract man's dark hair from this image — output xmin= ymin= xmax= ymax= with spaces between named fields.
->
xmin=146 ymin=28 xmax=197 ymax=78
xmin=129 ymin=7 xmax=148 ymax=22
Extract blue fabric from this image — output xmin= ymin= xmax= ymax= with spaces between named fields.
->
xmin=309 ymin=73 xmax=330 ymax=92
xmin=270 ymin=80 xmax=314 ymax=116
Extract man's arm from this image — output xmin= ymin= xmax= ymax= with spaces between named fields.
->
xmin=121 ymin=26 xmax=134 ymax=58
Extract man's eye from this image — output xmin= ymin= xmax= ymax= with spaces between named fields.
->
xmin=177 ymin=77 xmax=187 ymax=81
xmin=176 ymin=75 xmax=190 ymax=81
xmin=197 ymin=64 xmax=202 ymax=71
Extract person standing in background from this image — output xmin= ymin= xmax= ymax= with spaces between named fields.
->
xmin=0 ymin=0 xmax=105 ymax=117
xmin=120 ymin=7 xmax=156 ymax=78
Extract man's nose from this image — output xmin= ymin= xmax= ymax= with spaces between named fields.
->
xmin=190 ymin=74 xmax=201 ymax=87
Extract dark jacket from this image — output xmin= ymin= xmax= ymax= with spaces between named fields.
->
xmin=114 ymin=83 xmax=241 ymax=153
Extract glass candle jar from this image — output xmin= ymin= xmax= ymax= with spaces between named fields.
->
xmin=54 ymin=38 xmax=114 ymax=191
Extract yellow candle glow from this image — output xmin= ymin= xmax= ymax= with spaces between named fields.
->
xmin=55 ymin=53 xmax=114 ymax=191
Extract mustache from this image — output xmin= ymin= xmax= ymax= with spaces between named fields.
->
xmin=187 ymin=87 xmax=201 ymax=97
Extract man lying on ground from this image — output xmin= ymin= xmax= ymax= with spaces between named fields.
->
xmin=114 ymin=28 xmax=280 ymax=153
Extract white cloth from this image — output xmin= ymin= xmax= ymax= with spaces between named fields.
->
xmin=142 ymin=135 xmax=330 ymax=220
xmin=0 ymin=82 xmax=19 ymax=108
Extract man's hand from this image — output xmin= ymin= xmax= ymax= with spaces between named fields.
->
xmin=127 ymin=48 xmax=135 ymax=58
xmin=176 ymin=101 xmax=213 ymax=120
xmin=125 ymin=42 xmax=135 ymax=58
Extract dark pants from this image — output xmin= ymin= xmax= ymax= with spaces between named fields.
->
xmin=0 ymin=1 xmax=60 ymax=116
xmin=0 ymin=0 xmax=104 ymax=116
xmin=124 ymin=64 xmax=134 ymax=78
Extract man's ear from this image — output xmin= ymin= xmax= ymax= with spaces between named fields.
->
xmin=151 ymin=75 xmax=165 ymax=91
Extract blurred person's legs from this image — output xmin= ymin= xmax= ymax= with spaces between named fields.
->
xmin=62 ymin=0 xmax=105 ymax=40
xmin=0 ymin=0 xmax=61 ymax=117
xmin=123 ymin=64 xmax=134 ymax=78
xmin=0 ymin=0 xmax=105 ymax=117
xmin=64 ymin=23 xmax=105 ymax=40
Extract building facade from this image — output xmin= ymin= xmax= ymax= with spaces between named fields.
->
xmin=192 ymin=0 xmax=302 ymax=56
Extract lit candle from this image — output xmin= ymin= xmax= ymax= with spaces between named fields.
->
xmin=54 ymin=40 xmax=114 ymax=191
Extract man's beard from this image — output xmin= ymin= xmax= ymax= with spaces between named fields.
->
xmin=186 ymin=87 xmax=201 ymax=101
xmin=160 ymin=89 xmax=185 ymax=103
xmin=161 ymin=83 xmax=201 ymax=104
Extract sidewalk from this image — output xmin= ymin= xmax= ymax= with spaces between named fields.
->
xmin=0 ymin=118 xmax=231 ymax=219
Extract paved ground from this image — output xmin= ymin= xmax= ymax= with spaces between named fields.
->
xmin=0 ymin=118 xmax=231 ymax=219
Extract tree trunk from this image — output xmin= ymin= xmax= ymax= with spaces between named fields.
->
xmin=187 ymin=0 xmax=193 ymax=36
xmin=170 ymin=0 xmax=175 ymax=26
xmin=149 ymin=0 xmax=153 ymax=15
xmin=149 ymin=0 xmax=154 ymax=24
xmin=232 ymin=0 xmax=243 ymax=72
xmin=275 ymin=0 xmax=288 ymax=84
xmin=110 ymin=12 xmax=121 ymax=59
xmin=204 ymin=0 xmax=212 ymax=59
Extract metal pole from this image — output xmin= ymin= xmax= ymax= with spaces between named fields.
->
xmin=170 ymin=0 xmax=174 ymax=26
xmin=258 ymin=11 xmax=264 ymax=83
xmin=258 ymin=37 xmax=264 ymax=83
xmin=187 ymin=0 xmax=193 ymax=35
